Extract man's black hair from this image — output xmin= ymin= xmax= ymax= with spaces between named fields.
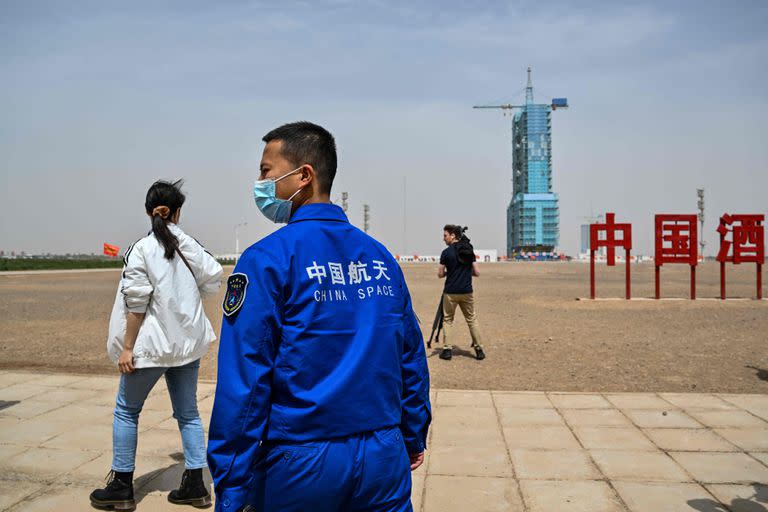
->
xmin=443 ymin=224 xmax=464 ymax=239
xmin=262 ymin=121 xmax=337 ymax=195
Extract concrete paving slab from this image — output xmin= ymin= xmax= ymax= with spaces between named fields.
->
xmin=155 ymin=416 xmax=180 ymax=431
xmin=134 ymin=428 xmax=185 ymax=458
xmin=727 ymin=392 xmax=764 ymax=408
xmin=0 ymin=373 xmax=39 ymax=389
xmin=624 ymin=409 xmax=703 ymax=429
xmin=436 ymin=390 xmax=494 ymax=407
xmin=572 ymin=426 xmax=658 ymax=451
xmin=423 ymin=475 xmax=524 ymax=512
xmin=713 ymin=428 xmax=768 ymax=452
xmin=613 ymin=481 xmax=722 ymax=512
xmin=431 ymin=407 xmax=503 ymax=446
xmin=590 ymin=450 xmax=691 ymax=482
xmin=0 ymin=418 xmax=78 ymax=447
xmin=65 ymin=376 xmax=119 ymax=391
xmin=549 ymin=393 xmax=613 ymax=409
xmin=503 ymin=426 xmax=582 ymax=450
xmin=429 ymin=442 xmax=512 ymax=477
xmin=642 ymin=428 xmax=738 ymax=452
xmin=511 ymin=449 xmax=602 ymax=480
xmin=69 ymin=452 xmax=179 ymax=485
xmin=136 ymin=409 xmax=174 ymax=432
xmin=6 ymin=483 xmax=94 ymax=512
xmin=0 ymin=399 xmax=63 ymax=420
xmin=669 ymin=452 xmax=768 ymax=483
xmin=42 ymin=423 xmax=113 ymax=452
xmin=561 ymin=408 xmax=633 ymax=427
xmin=704 ymin=483 xmax=768 ymax=512
xmin=142 ymin=392 xmax=173 ymax=411
xmin=604 ymin=393 xmax=674 ymax=410
xmin=717 ymin=394 xmax=768 ymax=416
xmin=132 ymin=492 xmax=199 ymax=511
xmin=29 ymin=388 xmax=99 ymax=405
xmin=0 ymin=384 xmax=50 ymax=401
xmin=660 ymin=393 xmax=738 ymax=410
xmin=0 ymin=444 xmax=29 ymax=462
xmin=0 ymin=479 xmax=45 ymax=510
xmin=33 ymin=374 xmax=90 ymax=388
xmin=197 ymin=382 xmax=217 ymax=399
xmin=197 ymin=395 xmax=215 ymax=414
xmin=686 ymin=409 xmax=768 ymax=429
xmin=5 ymin=447 xmax=101 ymax=479
xmin=497 ymin=407 xmax=565 ymax=427
xmin=492 ymin=392 xmax=552 ymax=409
xmin=410 ymin=472 xmax=425 ymax=512
xmin=520 ymin=480 xmax=625 ymax=512
xmin=32 ymin=403 xmax=113 ymax=424
xmin=82 ymin=390 xmax=118 ymax=407
xmin=2 ymin=372 xmax=767 ymax=512
xmin=0 ymin=415 xmax=21 ymax=431
xmin=750 ymin=452 xmax=768 ymax=466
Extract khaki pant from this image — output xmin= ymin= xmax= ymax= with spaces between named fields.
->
xmin=442 ymin=293 xmax=483 ymax=350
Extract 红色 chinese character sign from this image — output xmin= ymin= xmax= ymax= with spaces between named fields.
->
xmin=654 ymin=214 xmax=698 ymax=299
xmin=589 ymin=213 xmax=632 ymax=299
xmin=716 ymin=214 xmax=764 ymax=300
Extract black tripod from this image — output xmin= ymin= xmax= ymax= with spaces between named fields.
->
xmin=427 ymin=294 xmax=444 ymax=349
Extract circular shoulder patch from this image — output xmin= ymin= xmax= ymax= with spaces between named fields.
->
xmin=223 ymin=273 xmax=249 ymax=317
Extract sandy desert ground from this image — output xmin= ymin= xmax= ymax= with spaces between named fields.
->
xmin=0 ymin=262 xmax=765 ymax=393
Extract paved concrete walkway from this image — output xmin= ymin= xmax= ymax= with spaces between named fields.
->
xmin=1 ymin=371 xmax=767 ymax=511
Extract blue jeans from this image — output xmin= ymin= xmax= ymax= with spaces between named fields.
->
xmin=112 ymin=359 xmax=206 ymax=472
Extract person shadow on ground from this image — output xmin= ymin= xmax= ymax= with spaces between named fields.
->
xmin=745 ymin=365 xmax=768 ymax=383
xmin=688 ymin=483 xmax=768 ymax=512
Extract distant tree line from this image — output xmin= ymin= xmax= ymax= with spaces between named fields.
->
xmin=1 ymin=257 xmax=237 ymax=271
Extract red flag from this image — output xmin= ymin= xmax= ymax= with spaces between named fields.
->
xmin=103 ymin=243 xmax=120 ymax=257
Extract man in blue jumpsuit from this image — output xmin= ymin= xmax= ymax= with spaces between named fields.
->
xmin=207 ymin=121 xmax=431 ymax=512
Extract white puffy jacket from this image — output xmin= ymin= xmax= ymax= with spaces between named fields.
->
xmin=107 ymin=224 xmax=223 ymax=368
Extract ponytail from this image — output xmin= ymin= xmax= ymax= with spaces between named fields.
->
xmin=145 ymin=180 xmax=186 ymax=260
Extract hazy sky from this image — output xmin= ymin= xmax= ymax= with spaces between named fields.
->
xmin=1 ymin=0 xmax=766 ymax=257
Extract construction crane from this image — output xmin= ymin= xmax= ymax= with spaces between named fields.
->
xmin=474 ymin=66 xmax=569 ymax=255
xmin=473 ymin=67 xmax=568 ymax=114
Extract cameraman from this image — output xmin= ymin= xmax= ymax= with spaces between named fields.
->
xmin=437 ymin=225 xmax=485 ymax=361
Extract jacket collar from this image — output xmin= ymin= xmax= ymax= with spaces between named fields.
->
xmin=289 ymin=203 xmax=349 ymax=224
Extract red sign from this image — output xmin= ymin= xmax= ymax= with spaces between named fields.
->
xmin=654 ymin=215 xmax=698 ymax=299
xmin=716 ymin=214 xmax=764 ymax=299
xmin=716 ymin=214 xmax=764 ymax=264
xmin=589 ymin=213 xmax=632 ymax=299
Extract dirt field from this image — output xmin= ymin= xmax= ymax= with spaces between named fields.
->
xmin=1 ymin=262 xmax=766 ymax=393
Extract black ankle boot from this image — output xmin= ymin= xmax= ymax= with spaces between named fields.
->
xmin=168 ymin=468 xmax=212 ymax=508
xmin=90 ymin=470 xmax=136 ymax=511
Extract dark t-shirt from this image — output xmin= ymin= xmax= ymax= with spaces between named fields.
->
xmin=440 ymin=244 xmax=473 ymax=294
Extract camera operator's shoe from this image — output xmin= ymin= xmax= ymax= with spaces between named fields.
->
xmin=439 ymin=348 xmax=453 ymax=360
xmin=474 ymin=346 xmax=486 ymax=361
xmin=90 ymin=470 xmax=136 ymax=511
xmin=168 ymin=468 xmax=212 ymax=508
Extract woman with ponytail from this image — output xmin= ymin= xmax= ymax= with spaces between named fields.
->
xmin=91 ymin=180 xmax=223 ymax=511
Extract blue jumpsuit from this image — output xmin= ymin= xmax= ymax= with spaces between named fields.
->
xmin=207 ymin=203 xmax=431 ymax=512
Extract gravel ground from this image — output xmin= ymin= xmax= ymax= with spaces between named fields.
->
xmin=1 ymin=262 xmax=765 ymax=393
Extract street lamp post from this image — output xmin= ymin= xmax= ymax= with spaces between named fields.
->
xmin=234 ymin=222 xmax=247 ymax=256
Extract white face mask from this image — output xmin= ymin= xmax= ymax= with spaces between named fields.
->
xmin=252 ymin=166 xmax=303 ymax=223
